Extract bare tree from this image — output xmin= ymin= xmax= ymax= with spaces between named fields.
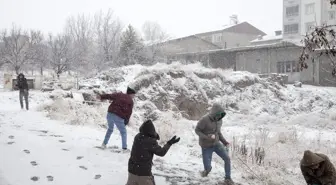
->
xmin=300 ymin=0 xmax=336 ymax=76
xmin=28 ymin=30 xmax=49 ymax=75
xmin=94 ymin=9 xmax=123 ymax=71
xmin=64 ymin=13 xmax=94 ymax=73
xmin=48 ymin=34 xmax=74 ymax=78
xmin=0 ymin=25 xmax=33 ymax=74
xmin=142 ymin=21 xmax=170 ymax=63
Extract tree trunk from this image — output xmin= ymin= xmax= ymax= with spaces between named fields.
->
xmin=15 ymin=66 xmax=20 ymax=75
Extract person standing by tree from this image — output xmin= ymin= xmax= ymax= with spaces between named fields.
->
xmin=97 ymin=86 xmax=136 ymax=151
xmin=16 ymin=73 xmax=29 ymax=110
xmin=195 ymin=103 xmax=234 ymax=185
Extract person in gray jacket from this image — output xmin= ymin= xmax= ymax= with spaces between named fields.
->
xmin=195 ymin=103 xmax=233 ymax=184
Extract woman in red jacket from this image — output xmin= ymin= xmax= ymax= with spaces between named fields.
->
xmin=98 ymin=86 xmax=136 ymax=151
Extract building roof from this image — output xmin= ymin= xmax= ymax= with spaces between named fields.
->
xmin=161 ymin=35 xmax=222 ymax=48
xmin=173 ymin=40 xmax=302 ymax=56
xmin=250 ymin=34 xmax=283 ymax=43
xmin=194 ymin=22 xmax=266 ymax=36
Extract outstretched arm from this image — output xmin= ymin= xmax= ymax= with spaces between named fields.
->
xmin=100 ymin=93 xmax=118 ymax=101
xmin=149 ymin=140 xmax=171 ymax=157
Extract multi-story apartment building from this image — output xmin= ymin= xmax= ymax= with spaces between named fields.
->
xmin=283 ymin=0 xmax=336 ymax=39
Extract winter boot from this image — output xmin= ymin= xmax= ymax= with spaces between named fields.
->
xmin=100 ymin=143 xmax=106 ymax=150
xmin=122 ymin=148 xmax=130 ymax=153
xmin=200 ymin=167 xmax=212 ymax=177
xmin=224 ymin=178 xmax=235 ymax=185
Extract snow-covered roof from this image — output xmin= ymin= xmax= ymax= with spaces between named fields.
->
xmin=251 ymin=35 xmax=283 ymax=43
xmin=173 ymin=40 xmax=302 ymax=55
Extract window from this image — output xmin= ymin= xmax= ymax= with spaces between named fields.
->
xmin=305 ymin=3 xmax=315 ymax=15
xmin=277 ymin=61 xmax=300 ymax=73
xmin=329 ymin=11 xmax=335 ymax=20
xmin=286 ymin=5 xmax=299 ymax=17
xmin=212 ymin=34 xmax=222 ymax=43
xmin=284 ymin=23 xmax=299 ymax=34
xmin=305 ymin=22 xmax=315 ymax=33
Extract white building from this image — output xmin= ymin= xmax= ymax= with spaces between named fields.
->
xmin=283 ymin=0 xmax=336 ymax=39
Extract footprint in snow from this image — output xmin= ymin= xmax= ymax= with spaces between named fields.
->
xmin=38 ymin=130 xmax=48 ymax=134
xmin=8 ymin=135 xmax=14 ymax=139
xmin=30 ymin=176 xmax=39 ymax=181
xmin=30 ymin=161 xmax=38 ymax=166
xmin=79 ymin=166 xmax=88 ymax=170
xmin=58 ymin=140 xmax=66 ymax=143
xmin=47 ymin=176 xmax=54 ymax=181
xmin=62 ymin=148 xmax=69 ymax=151
xmin=94 ymin=174 xmax=102 ymax=179
xmin=76 ymin=156 xmax=84 ymax=160
xmin=7 ymin=141 xmax=15 ymax=145
xmin=23 ymin=149 xmax=30 ymax=154
xmin=50 ymin=134 xmax=63 ymax=138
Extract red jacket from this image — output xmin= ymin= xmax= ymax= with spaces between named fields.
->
xmin=100 ymin=92 xmax=134 ymax=124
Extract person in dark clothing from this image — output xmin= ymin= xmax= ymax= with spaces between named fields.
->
xmin=97 ymin=86 xmax=136 ymax=151
xmin=126 ymin=120 xmax=180 ymax=185
xmin=16 ymin=73 xmax=29 ymax=110
xmin=300 ymin=150 xmax=336 ymax=185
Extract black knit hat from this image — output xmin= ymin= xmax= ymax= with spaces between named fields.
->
xmin=126 ymin=86 xmax=136 ymax=94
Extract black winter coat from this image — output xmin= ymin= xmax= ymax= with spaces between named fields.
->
xmin=128 ymin=120 xmax=171 ymax=176
xmin=17 ymin=74 xmax=28 ymax=91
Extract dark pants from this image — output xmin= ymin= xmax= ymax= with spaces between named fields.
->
xmin=19 ymin=90 xmax=29 ymax=110
xmin=126 ymin=173 xmax=155 ymax=185
xmin=202 ymin=143 xmax=231 ymax=179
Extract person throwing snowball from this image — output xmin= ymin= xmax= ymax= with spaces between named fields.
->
xmin=195 ymin=103 xmax=234 ymax=185
xmin=97 ymin=86 xmax=136 ymax=151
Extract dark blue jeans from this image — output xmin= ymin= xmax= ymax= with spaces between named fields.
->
xmin=103 ymin=113 xmax=127 ymax=149
xmin=202 ymin=143 xmax=231 ymax=179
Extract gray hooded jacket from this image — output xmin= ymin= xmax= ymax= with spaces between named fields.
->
xmin=195 ymin=103 xmax=228 ymax=148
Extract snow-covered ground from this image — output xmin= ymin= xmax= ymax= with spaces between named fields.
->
xmin=2 ymin=63 xmax=336 ymax=185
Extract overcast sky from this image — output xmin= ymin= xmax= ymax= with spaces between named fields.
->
xmin=0 ymin=0 xmax=283 ymax=38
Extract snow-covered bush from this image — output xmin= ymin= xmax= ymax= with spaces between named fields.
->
xmin=38 ymin=98 xmax=106 ymax=126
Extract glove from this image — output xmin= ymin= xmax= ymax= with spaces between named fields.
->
xmin=223 ymin=141 xmax=230 ymax=146
xmin=167 ymin=136 xmax=180 ymax=145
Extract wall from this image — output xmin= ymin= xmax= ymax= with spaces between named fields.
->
xmin=300 ymin=0 xmax=322 ymax=36
xmin=321 ymin=0 xmax=336 ymax=25
xmin=236 ymin=46 xmax=318 ymax=84
xmin=318 ymin=54 xmax=336 ymax=86
xmin=283 ymin=0 xmax=301 ymax=39
xmin=159 ymin=36 xmax=220 ymax=55
xmin=220 ymin=32 xmax=260 ymax=48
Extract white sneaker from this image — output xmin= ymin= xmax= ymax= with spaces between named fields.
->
xmin=122 ymin=148 xmax=130 ymax=153
xmin=101 ymin=144 xmax=106 ymax=149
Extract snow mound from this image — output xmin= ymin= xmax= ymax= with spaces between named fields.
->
xmin=32 ymin=62 xmax=336 ymax=185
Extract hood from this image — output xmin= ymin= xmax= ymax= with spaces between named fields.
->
xmin=209 ymin=103 xmax=226 ymax=121
xmin=139 ymin=120 xmax=159 ymax=140
xmin=18 ymin=73 xmax=25 ymax=79
xmin=301 ymin=150 xmax=325 ymax=167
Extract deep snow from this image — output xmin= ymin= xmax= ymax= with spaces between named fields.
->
xmin=2 ymin=62 xmax=336 ymax=185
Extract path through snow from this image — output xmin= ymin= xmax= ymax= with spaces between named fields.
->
xmin=0 ymin=91 xmax=170 ymax=185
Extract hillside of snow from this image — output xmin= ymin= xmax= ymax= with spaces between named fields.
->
xmin=2 ymin=62 xmax=336 ymax=185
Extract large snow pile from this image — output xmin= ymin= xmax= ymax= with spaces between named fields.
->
xmin=37 ymin=62 xmax=336 ymax=185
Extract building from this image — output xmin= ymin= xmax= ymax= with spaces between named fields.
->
xmin=195 ymin=21 xmax=266 ymax=49
xmin=283 ymin=0 xmax=336 ymax=40
xmin=250 ymin=31 xmax=283 ymax=46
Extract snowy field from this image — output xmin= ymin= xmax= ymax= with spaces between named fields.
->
xmin=1 ymin=63 xmax=336 ymax=185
